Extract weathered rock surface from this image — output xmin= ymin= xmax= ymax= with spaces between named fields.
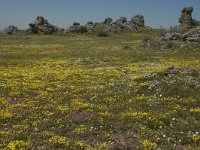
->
xmin=85 ymin=21 xmax=96 ymax=33
xmin=160 ymin=32 xmax=182 ymax=41
xmin=179 ymin=7 xmax=194 ymax=29
xmin=64 ymin=14 xmax=147 ymax=34
xmin=85 ymin=14 xmax=147 ymax=34
xmin=115 ymin=17 xmax=127 ymax=25
xmin=65 ymin=22 xmax=87 ymax=33
xmin=28 ymin=16 xmax=64 ymax=34
xmin=160 ymin=26 xmax=200 ymax=43
xmin=160 ymin=6 xmax=200 ymax=43
xmin=131 ymin=14 xmax=145 ymax=27
xmin=6 ymin=25 xmax=18 ymax=34
xmin=104 ymin=17 xmax=113 ymax=24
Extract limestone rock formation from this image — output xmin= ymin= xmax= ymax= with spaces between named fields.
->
xmin=93 ymin=14 xmax=146 ymax=34
xmin=66 ymin=14 xmax=147 ymax=34
xmin=160 ymin=33 xmax=182 ymax=41
xmin=66 ymin=22 xmax=87 ymax=33
xmin=28 ymin=16 xmax=64 ymax=34
xmin=179 ymin=7 xmax=194 ymax=29
xmin=183 ymin=27 xmax=200 ymax=42
xmin=131 ymin=14 xmax=145 ymax=27
xmin=5 ymin=25 xmax=18 ymax=34
xmin=85 ymin=21 xmax=96 ymax=33
xmin=103 ymin=17 xmax=113 ymax=24
xmin=160 ymin=26 xmax=200 ymax=43
xmin=161 ymin=7 xmax=200 ymax=43
xmin=115 ymin=17 xmax=127 ymax=25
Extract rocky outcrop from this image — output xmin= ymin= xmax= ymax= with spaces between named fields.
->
xmin=85 ymin=21 xmax=96 ymax=33
xmin=183 ymin=27 xmax=200 ymax=42
xmin=161 ymin=7 xmax=200 ymax=43
xmin=160 ymin=27 xmax=200 ymax=43
xmin=178 ymin=6 xmax=200 ymax=29
xmin=63 ymin=13 xmax=147 ymax=34
xmin=179 ymin=7 xmax=194 ymax=29
xmin=104 ymin=17 xmax=113 ymax=24
xmin=131 ymin=14 xmax=145 ymax=27
xmin=65 ymin=22 xmax=87 ymax=33
xmin=115 ymin=17 xmax=127 ymax=25
xmin=160 ymin=32 xmax=182 ymax=41
xmin=28 ymin=16 xmax=64 ymax=34
xmin=84 ymin=14 xmax=146 ymax=34
xmin=5 ymin=25 xmax=18 ymax=34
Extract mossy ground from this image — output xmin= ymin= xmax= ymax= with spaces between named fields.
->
xmin=0 ymin=31 xmax=199 ymax=149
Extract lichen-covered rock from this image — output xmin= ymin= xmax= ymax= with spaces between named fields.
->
xmin=115 ymin=17 xmax=127 ymax=25
xmin=66 ymin=23 xmax=87 ymax=33
xmin=85 ymin=21 xmax=96 ymax=33
xmin=179 ymin=7 xmax=194 ymax=29
xmin=106 ymin=23 xmax=125 ymax=33
xmin=34 ymin=16 xmax=47 ymax=25
xmin=123 ymin=22 xmax=135 ymax=31
xmin=28 ymin=16 xmax=63 ymax=34
xmin=104 ymin=17 xmax=113 ymax=24
xmin=185 ymin=37 xmax=200 ymax=42
xmin=131 ymin=14 xmax=145 ymax=27
xmin=160 ymin=32 xmax=182 ymax=41
xmin=6 ymin=25 xmax=18 ymax=34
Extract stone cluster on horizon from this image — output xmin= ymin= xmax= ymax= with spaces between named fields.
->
xmin=4 ymin=6 xmax=200 ymax=36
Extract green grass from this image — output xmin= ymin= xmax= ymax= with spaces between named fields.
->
xmin=0 ymin=31 xmax=199 ymax=149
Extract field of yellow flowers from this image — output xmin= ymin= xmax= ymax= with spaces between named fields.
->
xmin=0 ymin=32 xmax=199 ymax=149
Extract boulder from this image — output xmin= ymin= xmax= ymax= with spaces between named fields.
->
xmin=85 ymin=21 xmax=96 ymax=33
xmin=66 ymin=23 xmax=87 ymax=33
xmin=182 ymin=27 xmax=200 ymax=42
xmin=106 ymin=24 xmax=124 ymax=33
xmin=28 ymin=16 xmax=63 ymax=34
xmin=186 ymin=37 xmax=200 ymax=42
xmin=34 ymin=16 xmax=47 ymax=25
xmin=104 ymin=17 xmax=113 ymax=24
xmin=115 ymin=17 xmax=127 ymax=25
xmin=131 ymin=14 xmax=145 ymax=27
xmin=193 ymin=19 xmax=200 ymax=26
xmin=179 ymin=7 xmax=194 ymax=28
xmin=124 ymin=21 xmax=138 ymax=31
xmin=73 ymin=22 xmax=80 ymax=26
xmin=6 ymin=25 xmax=18 ymax=34
xmin=160 ymin=32 xmax=182 ymax=41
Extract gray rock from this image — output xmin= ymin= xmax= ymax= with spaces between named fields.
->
xmin=28 ymin=16 xmax=63 ymax=34
xmin=179 ymin=7 xmax=194 ymax=28
xmin=85 ymin=21 xmax=96 ymax=33
xmin=6 ymin=25 xmax=18 ymax=34
xmin=104 ymin=17 xmax=113 ymax=24
xmin=115 ymin=17 xmax=127 ymax=25
xmin=106 ymin=23 xmax=124 ymax=33
xmin=161 ymin=32 xmax=182 ymax=41
xmin=66 ymin=24 xmax=87 ymax=33
xmin=34 ymin=16 xmax=48 ymax=26
xmin=193 ymin=19 xmax=200 ymax=26
xmin=186 ymin=37 xmax=200 ymax=42
xmin=131 ymin=14 xmax=145 ymax=27
xmin=124 ymin=21 xmax=138 ymax=31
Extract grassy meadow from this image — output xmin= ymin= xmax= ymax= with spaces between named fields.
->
xmin=0 ymin=31 xmax=199 ymax=149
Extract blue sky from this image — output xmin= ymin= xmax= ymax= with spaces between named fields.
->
xmin=0 ymin=0 xmax=200 ymax=29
